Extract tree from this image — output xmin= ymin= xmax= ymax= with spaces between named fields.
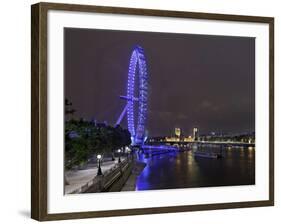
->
xmin=65 ymin=119 xmax=132 ymax=170
xmin=65 ymin=98 xmax=76 ymax=118
xmin=65 ymin=119 xmax=91 ymax=169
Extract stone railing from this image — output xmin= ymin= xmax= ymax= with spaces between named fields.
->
xmin=80 ymin=156 xmax=134 ymax=193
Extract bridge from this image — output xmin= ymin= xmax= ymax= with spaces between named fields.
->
xmin=139 ymin=144 xmax=181 ymax=157
xmin=145 ymin=140 xmax=255 ymax=148
xmin=140 ymin=140 xmax=254 ymax=158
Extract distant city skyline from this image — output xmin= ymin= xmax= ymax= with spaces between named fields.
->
xmin=148 ymin=128 xmax=255 ymax=138
xmin=65 ymin=28 xmax=255 ymax=136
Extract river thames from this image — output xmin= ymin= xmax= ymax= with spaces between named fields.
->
xmin=135 ymin=146 xmax=255 ymax=191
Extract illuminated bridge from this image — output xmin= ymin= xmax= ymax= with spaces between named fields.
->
xmin=146 ymin=140 xmax=255 ymax=148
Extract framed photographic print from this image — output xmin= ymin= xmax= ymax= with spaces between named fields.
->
xmin=31 ymin=2 xmax=274 ymax=221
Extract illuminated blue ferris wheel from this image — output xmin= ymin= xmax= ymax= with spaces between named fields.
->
xmin=116 ymin=45 xmax=148 ymax=146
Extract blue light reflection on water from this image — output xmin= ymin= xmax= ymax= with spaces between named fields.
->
xmin=135 ymin=146 xmax=255 ymax=191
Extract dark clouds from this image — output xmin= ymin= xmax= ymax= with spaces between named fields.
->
xmin=64 ymin=28 xmax=255 ymax=136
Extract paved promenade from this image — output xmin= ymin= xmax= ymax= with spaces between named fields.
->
xmin=65 ymin=157 xmax=126 ymax=194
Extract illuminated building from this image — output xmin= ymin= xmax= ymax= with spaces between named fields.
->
xmin=175 ymin=128 xmax=181 ymax=138
xmin=183 ymin=136 xmax=193 ymax=142
xmin=193 ymin=127 xmax=199 ymax=140
xmin=165 ymin=136 xmax=180 ymax=142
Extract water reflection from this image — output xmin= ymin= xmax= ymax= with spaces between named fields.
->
xmin=136 ymin=146 xmax=255 ymax=191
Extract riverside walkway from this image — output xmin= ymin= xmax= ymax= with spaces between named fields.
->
xmin=65 ymin=157 xmax=126 ymax=194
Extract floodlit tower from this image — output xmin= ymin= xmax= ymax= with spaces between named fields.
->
xmin=193 ymin=127 xmax=199 ymax=141
xmin=175 ymin=128 xmax=181 ymax=138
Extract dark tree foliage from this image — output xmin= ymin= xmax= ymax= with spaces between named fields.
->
xmin=65 ymin=98 xmax=76 ymax=116
xmin=65 ymin=119 xmax=131 ymax=170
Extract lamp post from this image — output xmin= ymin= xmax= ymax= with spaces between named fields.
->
xmin=97 ymin=154 xmax=102 ymax=176
xmin=126 ymin=146 xmax=131 ymax=158
xmin=118 ymin=149 xmax=121 ymax=163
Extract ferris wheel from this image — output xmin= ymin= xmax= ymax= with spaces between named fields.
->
xmin=116 ymin=45 xmax=148 ymax=145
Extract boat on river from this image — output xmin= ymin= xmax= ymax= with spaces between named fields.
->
xmin=193 ymin=151 xmax=222 ymax=159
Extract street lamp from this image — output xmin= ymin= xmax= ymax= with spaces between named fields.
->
xmin=125 ymin=146 xmax=131 ymax=158
xmin=118 ymin=149 xmax=121 ymax=163
xmin=97 ymin=154 xmax=102 ymax=176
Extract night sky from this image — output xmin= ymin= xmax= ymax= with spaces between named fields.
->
xmin=64 ymin=28 xmax=255 ymax=137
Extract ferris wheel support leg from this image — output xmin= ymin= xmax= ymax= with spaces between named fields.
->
xmin=115 ymin=104 xmax=129 ymax=126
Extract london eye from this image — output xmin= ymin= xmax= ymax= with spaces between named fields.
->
xmin=115 ymin=45 xmax=148 ymax=146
